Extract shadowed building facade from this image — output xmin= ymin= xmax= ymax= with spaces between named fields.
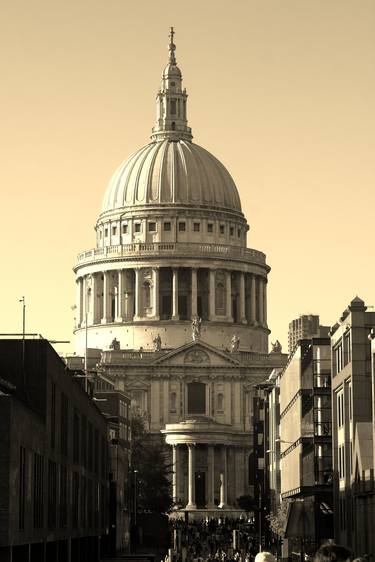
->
xmin=73 ymin=29 xmax=287 ymax=517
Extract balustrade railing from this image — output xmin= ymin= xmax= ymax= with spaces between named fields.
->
xmin=76 ymin=242 xmax=266 ymax=266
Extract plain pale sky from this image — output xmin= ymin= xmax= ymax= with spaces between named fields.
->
xmin=1 ymin=0 xmax=374 ymax=353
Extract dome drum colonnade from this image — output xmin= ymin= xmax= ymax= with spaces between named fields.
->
xmin=75 ymin=266 xmax=268 ymax=329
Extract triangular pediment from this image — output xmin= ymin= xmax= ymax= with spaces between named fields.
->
xmin=152 ymin=340 xmax=241 ymax=367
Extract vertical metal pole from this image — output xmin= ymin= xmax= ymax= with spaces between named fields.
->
xmin=20 ymin=296 xmax=26 ymax=385
xmin=84 ymin=311 xmax=88 ymax=393
xmin=259 ymin=482 xmax=262 ymax=551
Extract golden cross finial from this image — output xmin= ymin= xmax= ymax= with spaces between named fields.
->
xmin=169 ymin=26 xmax=175 ymax=45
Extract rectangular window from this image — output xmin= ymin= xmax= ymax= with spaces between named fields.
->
xmin=170 ymin=99 xmax=177 ymax=114
xmin=19 ymin=446 xmax=26 ymax=530
xmin=193 ymin=222 xmax=200 ymax=232
xmin=335 ymin=342 xmax=343 ymax=374
xmin=164 ymin=222 xmax=171 ymax=231
xmin=104 ymin=228 xmax=108 ymax=237
xmin=134 ymin=223 xmax=141 ymax=232
xmin=99 ymin=230 xmax=102 ymax=239
xmin=207 ymin=223 xmax=213 ymax=233
xmin=220 ymin=224 xmax=225 ymax=235
xmin=88 ymin=422 xmax=93 ymax=472
xmin=81 ymin=476 xmax=87 ymax=528
xmin=81 ymin=415 xmax=87 ymax=468
xmin=50 ymin=382 xmax=56 ymax=449
xmin=148 ymin=222 xmax=156 ymax=232
xmin=72 ymin=472 xmax=79 ymax=528
xmin=337 ymin=390 xmax=344 ymax=428
xmin=33 ymin=453 xmax=44 ymax=529
xmin=122 ymin=223 xmax=128 ymax=234
xmin=73 ymin=410 xmax=80 ymax=463
xmin=94 ymin=429 xmax=99 ymax=475
xmin=48 ymin=460 xmax=57 ymax=528
xmin=60 ymin=465 xmax=68 ymax=528
xmin=112 ymin=226 xmax=117 ymax=236
xmin=230 ymin=226 xmax=234 ymax=236
xmin=60 ymin=393 xmax=68 ymax=456
xmin=178 ymin=222 xmax=186 ymax=232
xmin=238 ymin=228 xmax=241 ymax=238
xmin=348 ymin=382 xmax=352 ymax=420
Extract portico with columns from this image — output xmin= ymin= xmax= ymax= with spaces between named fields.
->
xmin=162 ymin=418 xmax=250 ymax=516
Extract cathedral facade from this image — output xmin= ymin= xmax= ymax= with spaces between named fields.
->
xmin=73 ymin=30 xmax=286 ymax=516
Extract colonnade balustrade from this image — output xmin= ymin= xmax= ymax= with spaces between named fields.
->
xmin=76 ymin=267 xmax=267 ymax=329
xmin=173 ymin=443 xmax=240 ymax=510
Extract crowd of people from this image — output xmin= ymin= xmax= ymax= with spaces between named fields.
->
xmin=165 ymin=518 xmax=371 ymax=562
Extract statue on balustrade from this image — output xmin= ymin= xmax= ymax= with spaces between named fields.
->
xmin=109 ymin=337 xmax=120 ymax=350
xmin=153 ymin=333 xmax=162 ymax=352
xmin=230 ymin=333 xmax=240 ymax=353
xmin=191 ymin=315 xmax=202 ymax=341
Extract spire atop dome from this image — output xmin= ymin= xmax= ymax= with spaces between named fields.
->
xmin=151 ymin=28 xmax=193 ymax=142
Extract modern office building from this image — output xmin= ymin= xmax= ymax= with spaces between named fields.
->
xmin=72 ymin=29 xmax=288 ymax=518
xmin=288 ymin=315 xmax=321 ymax=355
xmin=280 ymin=337 xmax=333 ymax=559
xmin=0 ymin=338 xmax=109 ymax=562
xmin=331 ymin=297 xmax=375 ymax=556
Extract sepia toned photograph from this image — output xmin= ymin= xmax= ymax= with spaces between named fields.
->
xmin=1 ymin=1 xmax=374 ymax=561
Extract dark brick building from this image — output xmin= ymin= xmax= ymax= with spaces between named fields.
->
xmin=0 ymin=338 xmax=109 ymax=562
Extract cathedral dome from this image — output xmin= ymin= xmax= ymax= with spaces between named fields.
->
xmin=101 ymin=139 xmax=242 ymax=214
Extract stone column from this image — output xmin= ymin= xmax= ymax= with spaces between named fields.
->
xmin=208 ymin=269 xmax=216 ymax=321
xmin=263 ymin=279 xmax=268 ymax=327
xmin=123 ymin=270 xmax=134 ymax=320
xmin=207 ymin=445 xmax=215 ymax=509
xmin=153 ymin=267 xmax=160 ymax=319
xmin=134 ymin=268 xmax=141 ymax=320
xmin=76 ymin=277 xmax=83 ymax=327
xmin=116 ymin=269 xmax=124 ymax=322
xmin=172 ymin=268 xmax=179 ymax=320
xmin=91 ymin=273 xmax=99 ymax=324
xmin=239 ymin=272 xmax=247 ymax=324
xmin=172 ymin=445 xmax=179 ymax=503
xmin=101 ymin=272 xmax=111 ymax=323
xmin=82 ymin=276 xmax=87 ymax=326
xmin=226 ymin=270 xmax=233 ymax=322
xmin=186 ymin=444 xmax=196 ymax=509
xmin=250 ymin=274 xmax=257 ymax=325
xmin=258 ymin=277 xmax=264 ymax=326
xmin=191 ymin=268 xmax=198 ymax=318
xmin=219 ymin=446 xmax=228 ymax=508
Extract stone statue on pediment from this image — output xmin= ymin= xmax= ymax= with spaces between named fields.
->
xmin=191 ymin=315 xmax=202 ymax=341
xmin=271 ymin=340 xmax=282 ymax=353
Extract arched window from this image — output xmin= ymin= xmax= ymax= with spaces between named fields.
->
xmin=217 ymin=393 xmax=224 ymax=412
xmin=170 ymin=392 xmax=177 ymax=412
xmin=187 ymin=382 xmax=206 ymax=415
xmin=171 ymin=121 xmax=176 ymax=130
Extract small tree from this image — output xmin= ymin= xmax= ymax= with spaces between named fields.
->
xmin=266 ymin=501 xmax=289 ymax=537
xmin=131 ymin=411 xmax=173 ymax=514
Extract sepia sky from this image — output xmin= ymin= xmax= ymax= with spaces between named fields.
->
xmin=1 ymin=0 xmax=374 ymax=353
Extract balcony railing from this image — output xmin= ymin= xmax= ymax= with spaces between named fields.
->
xmin=76 ymin=242 xmax=267 ymax=267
